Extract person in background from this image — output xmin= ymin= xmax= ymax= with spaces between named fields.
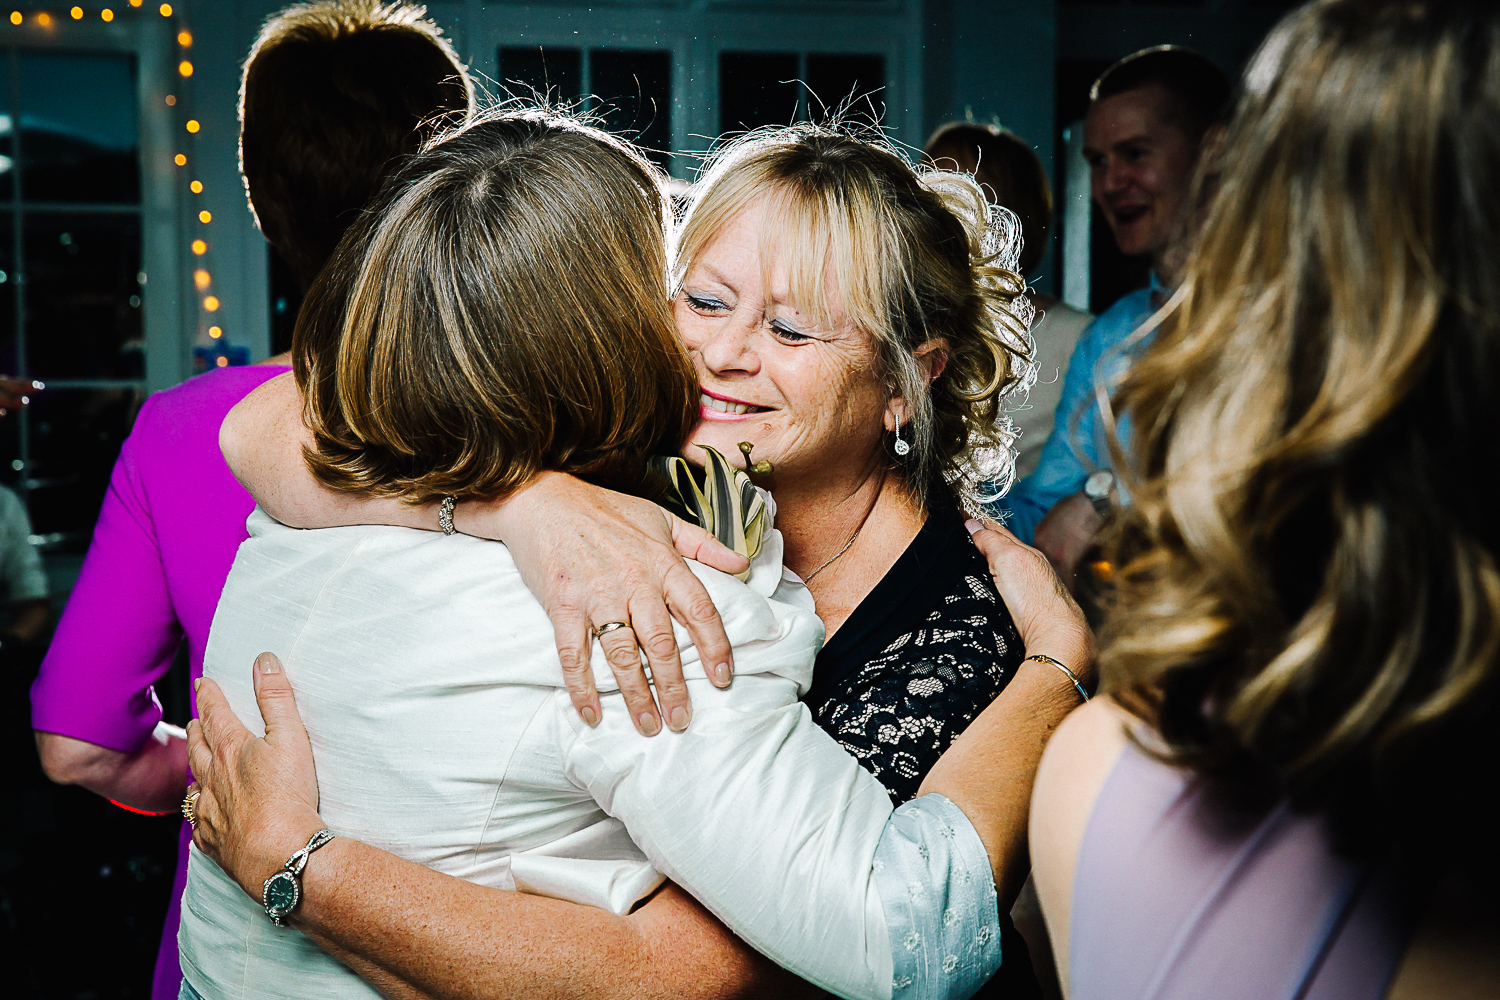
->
xmin=996 ymin=47 xmax=1230 ymax=581
xmin=925 ymin=122 xmax=1093 ymax=480
xmin=27 ymin=6 xmax=475 ymax=999
xmin=0 ymin=378 xmax=46 ymax=648
xmin=1030 ymin=1 xmax=1500 ymax=996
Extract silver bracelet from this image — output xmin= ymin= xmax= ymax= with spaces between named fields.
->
xmin=438 ymin=495 xmax=457 ymax=536
xmin=262 ymin=828 xmax=336 ymax=926
xmin=1025 ymin=654 xmax=1090 ymax=702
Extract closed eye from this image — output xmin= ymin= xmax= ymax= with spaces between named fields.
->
xmin=769 ymin=319 xmax=814 ymax=343
xmin=684 ymin=292 xmax=730 ymax=314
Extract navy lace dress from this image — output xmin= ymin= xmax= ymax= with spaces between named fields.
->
xmin=802 ymin=494 xmax=1041 ymax=999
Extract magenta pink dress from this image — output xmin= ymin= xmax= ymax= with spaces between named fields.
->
xmin=30 ymin=363 xmax=290 ymax=1000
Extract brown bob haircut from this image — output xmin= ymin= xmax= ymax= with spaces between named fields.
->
xmin=293 ymin=107 xmax=698 ymax=502
xmin=240 ymin=1 xmax=474 ymax=292
xmin=923 ymin=123 xmax=1052 ymax=276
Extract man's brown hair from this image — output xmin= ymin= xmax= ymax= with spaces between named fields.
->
xmin=294 ymin=107 xmax=698 ymax=502
xmin=924 ymin=123 xmax=1053 ymax=276
xmin=240 ymin=1 xmax=473 ymax=293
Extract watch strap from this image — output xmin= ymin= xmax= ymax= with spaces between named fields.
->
xmin=263 ymin=828 xmax=336 ymax=926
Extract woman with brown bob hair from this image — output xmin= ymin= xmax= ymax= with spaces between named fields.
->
xmin=189 ymin=116 xmax=1093 ymax=997
xmin=1026 ymin=0 xmax=1500 ymax=996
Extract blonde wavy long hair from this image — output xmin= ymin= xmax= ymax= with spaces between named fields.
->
xmin=675 ymin=123 xmax=1036 ymax=507
xmin=1104 ymin=0 xmax=1500 ymax=863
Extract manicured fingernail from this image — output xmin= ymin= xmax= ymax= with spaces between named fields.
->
xmin=713 ymin=662 xmax=732 ymax=686
xmin=669 ymin=706 xmax=691 ymax=732
xmin=257 ymin=653 xmax=280 ymax=674
xmin=965 ymin=519 xmax=982 ymax=535
xmin=580 ymin=705 xmax=599 ymax=727
xmin=638 ymin=712 xmax=661 ymax=737
xmin=193 ymin=678 xmax=202 ymax=693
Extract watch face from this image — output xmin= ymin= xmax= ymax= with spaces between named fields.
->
xmin=264 ymin=871 xmax=299 ymax=917
xmin=1085 ymin=470 xmax=1114 ymax=499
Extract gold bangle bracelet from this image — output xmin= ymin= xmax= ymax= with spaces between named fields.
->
xmin=1025 ymin=654 xmax=1090 ymax=702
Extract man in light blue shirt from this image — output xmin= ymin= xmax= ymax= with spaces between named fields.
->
xmin=996 ymin=47 xmax=1230 ymax=581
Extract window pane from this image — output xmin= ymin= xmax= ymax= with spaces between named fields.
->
xmin=24 ymin=386 xmax=142 ymax=548
xmin=805 ymin=54 xmax=885 ymax=123
xmin=24 ymin=212 xmax=143 ymax=380
xmin=498 ymin=46 xmax=582 ymax=103
xmin=19 ymin=52 xmax=139 ymax=205
xmin=591 ymin=49 xmax=671 ymax=168
xmin=0 ymin=215 xmax=16 ymax=375
xmin=719 ymin=52 xmax=800 ymax=135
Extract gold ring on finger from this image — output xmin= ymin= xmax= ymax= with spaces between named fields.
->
xmin=182 ymin=789 xmax=201 ymax=829
xmin=592 ymin=621 xmax=630 ymax=639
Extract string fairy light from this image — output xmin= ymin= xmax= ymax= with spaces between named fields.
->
xmin=10 ymin=4 xmax=234 ymax=371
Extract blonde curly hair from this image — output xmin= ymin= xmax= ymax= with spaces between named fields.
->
xmin=674 ymin=123 xmax=1036 ymax=508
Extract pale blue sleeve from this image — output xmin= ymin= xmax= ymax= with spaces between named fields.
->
xmin=876 ymin=794 xmax=1002 ymax=1000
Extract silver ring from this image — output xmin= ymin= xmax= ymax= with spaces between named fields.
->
xmin=592 ymin=621 xmax=630 ymax=639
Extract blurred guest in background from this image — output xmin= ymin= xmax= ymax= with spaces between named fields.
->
xmin=0 ymin=378 xmax=46 ymax=650
xmin=925 ymin=122 xmax=1093 ymax=480
xmin=1032 ymin=0 xmax=1500 ymax=996
xmin=27 ymin=4 xmax=473 ymax=999
xmin=997 ymin=47 xmax=1230 ymax=580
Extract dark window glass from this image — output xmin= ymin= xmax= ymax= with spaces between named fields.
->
xmin=24 ymin=212 xmax=143 ymax=379
xmin=592 ymin=49 xmax=672 ymax=168
xmin=24 ymin=386 xmax=141 ymax=542
xmin=18 ymin=52 xmax=139 ymax=204
xmin=805 ymin=53 xmax=885 ymax=123
xmin=0 ymin=214 xmax=16 ymax=376
xmin=719 ymin=52 xmax=800 ymax=135
xmin=498 ymin=45 xmax=583 ymax=103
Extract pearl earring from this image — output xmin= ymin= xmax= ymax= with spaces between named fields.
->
xmin=893 ymin=421 xmax=911 ymax=457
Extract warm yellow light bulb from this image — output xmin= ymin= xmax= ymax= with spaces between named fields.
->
xmin=174 ymin=153 xmax=187 ymax=166
xmin=203 ymin=295 xmax=220 ymax=312
xmin=198 ymin=210 xmax=211 ymax=224
xmin=101 ymin=9 xmax=113 ymax=21
xmin=191 ymin=239 xmax=207 ymax=255
xmin=159 ymin=3 xmax=172 ymax=16
xmin=189 ymin=180 xmax=202 ymax=194
xmin=178 ymin=60 xmax=192 ymax=77
xmin=185 ymin=119 xmax=200 ymax=134
xmin=36 ymin=12 xmax=51 ymax=26
xmin=208 ymin=325 xmax=222 ymax=339
xmin=130 ymin=0 xmax=141 ymax=6
xmin=70 ymin=7 xmax=83 ymax=19
xmin=177 ymin=30 xmax=191 ymax=46
xmin=8 ymin=12 xmax=20 ymax=25
xmin=193 ymin=268 xmax=210 ymax=290
xmin=215 ymin=355 xmax=229 ymax=367
xmin=164 ymin=95 xmax=176 ymax=107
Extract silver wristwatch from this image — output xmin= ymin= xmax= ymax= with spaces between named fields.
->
xmin=262 ymin=828 xmax=336 ymax=926
xmin=1083 ymin=469 xmax=1116 ymax=515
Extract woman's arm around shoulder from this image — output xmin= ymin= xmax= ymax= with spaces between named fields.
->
xmin=219 ymin=370 xmax=745 ymax=737
xmin=1028 ymin=697 xmax=1132 ymax=999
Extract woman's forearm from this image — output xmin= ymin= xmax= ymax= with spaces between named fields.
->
xmin=918 ymin=658 xmax=1084 ymax=910
xmin=35 ymin=724 xmax=188 ymax=813
xmin=292 ymin=835 xmax=812 ymax=1000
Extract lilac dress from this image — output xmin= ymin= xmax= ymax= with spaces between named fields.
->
xmin=30 ymin=363 xmax=290 ymax=1000
xmin=1069 ymin=742 xmax=1411 ymax=1000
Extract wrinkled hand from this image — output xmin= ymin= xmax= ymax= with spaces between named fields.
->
xmin=1032 ymin=492 xmax=1104 ymax=587
xmin=468 ymin=472 xmax=749 ymax=738
xmin=966 ymin=518 xmax=1095 ymax=687
xmin=186 ymin=653 xmax=324 ymax=902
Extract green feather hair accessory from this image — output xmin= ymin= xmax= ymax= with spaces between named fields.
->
xmin=651 ymin=445 xmax=768 ymax=583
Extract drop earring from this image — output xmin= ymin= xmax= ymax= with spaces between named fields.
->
xmin=893 ymin=421 xmax=911 ymax=457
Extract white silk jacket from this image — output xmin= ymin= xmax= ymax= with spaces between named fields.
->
xmin=178 ymin=509 xmax=897 ymax=1000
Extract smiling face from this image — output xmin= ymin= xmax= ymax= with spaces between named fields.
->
xmin=1083 ymin=83 xmax=1203 ymax=265
xmin=675 ymin=194 xmax=895 ymax=491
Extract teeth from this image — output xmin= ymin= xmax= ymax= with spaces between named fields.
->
xmin=701 ymin=393 xmax=749 ymax=415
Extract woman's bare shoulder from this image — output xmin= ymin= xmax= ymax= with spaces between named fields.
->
xmin=1028 ymin=697 xmax=1135 ymax=995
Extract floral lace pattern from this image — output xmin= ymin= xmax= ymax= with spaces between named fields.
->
xmin=808 ymin=569 xmax=1024 ymax=804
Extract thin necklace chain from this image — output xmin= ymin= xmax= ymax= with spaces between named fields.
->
xmin=802 ymin=468 xmax=887 ymax=584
